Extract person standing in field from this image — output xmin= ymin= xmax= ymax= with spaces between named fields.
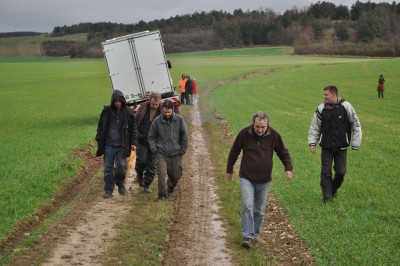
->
xmin=135 ymin=92 xmax=162 ymax=193
xmin=377 ymin=74 xmax=385 ymax=99
xmin=226 ymin=112 xmax=293 ymax=248
xmin=184 ymin=75 xmax=192 ymax=105
xmin=178 ymin=74 xmax=187 ymax=105
xmin=148 ymin=100 xmax=188 ymax=201
xmin=96 ymin=89 xmax=138 ymax=198
xmin=308 ymin=85 xmax=362 ymax=203
xmin=191 ymin=77 xmax=197 ymax=105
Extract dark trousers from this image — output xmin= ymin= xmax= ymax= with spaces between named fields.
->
xmin=156 ymin=153 xmax=182 ymax=197
xmin=320 ymin=149 xmax=347 ymax=201
xmin=180 ymin=93 xmax=186 ymax=104
xmin=184 ymin=93 xmax=191 ymax=105
xmin=135 ymin=143 xmax=156 ymax=187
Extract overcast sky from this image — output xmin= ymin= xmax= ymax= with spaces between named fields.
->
xmin=0 ymin=0 xmax=382 ymax=33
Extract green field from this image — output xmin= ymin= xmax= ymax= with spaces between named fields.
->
xmin=0 ymin=49 xmax=399 ymax=265
xmin=0 ymin=34 xmax=87 ymax=57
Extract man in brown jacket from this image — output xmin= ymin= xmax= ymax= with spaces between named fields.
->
xmin=135 ymin=92 xmax=162 ymax=193
xmin=226 ymin=111 xmax=293 ymax=248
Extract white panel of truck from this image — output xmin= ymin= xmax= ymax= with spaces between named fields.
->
xmin=102 ymin=31 xmax=173 ymax=104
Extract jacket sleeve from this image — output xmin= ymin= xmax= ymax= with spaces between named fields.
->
xmin=148 ymin=118 xmax=158 ymax=153
xmin=308 ymin=105 xmax=323 ymax=146
xmin=179 ymin=118 xmax=189 ymax=155
xmin=96 ymin=108 xmax=106 ymax=141
xmin=226 ymin=131 xmax=243 ymax=174
xmin=343 ymin=102 xmax=362 ymax=149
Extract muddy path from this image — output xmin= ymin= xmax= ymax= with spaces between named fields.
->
xmin=162 ymin=104 xmax=232 ymax=265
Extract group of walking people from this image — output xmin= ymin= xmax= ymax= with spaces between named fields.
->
xmin=96 ymin=91 xmax=188 ymax=201
xmin=95 ymin=84 xmax=362 ymax=249
xmin=178 ymin=74 xmax=197 ymax=106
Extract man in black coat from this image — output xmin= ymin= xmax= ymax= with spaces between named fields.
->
xmin=96 ymin=90 xmax=138 ymax=198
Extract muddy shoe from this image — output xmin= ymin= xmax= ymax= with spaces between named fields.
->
xmin=144 ymin=187 xmax=152 ymax=193
xmin=136 ymin=172 xmax=144 ymax=187
xmin=241 ymin=239 xmax=252 ymax=249
xmin=103 ymin=192 xmax=113 ymax=198
xmin=118 ymin=186 xmax=127 ymax=196
xmin=157 ymin=194 xmax=166 ymax=201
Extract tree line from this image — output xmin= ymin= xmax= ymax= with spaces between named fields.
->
xmin=47 ymin=1 xmax=400 ymax=57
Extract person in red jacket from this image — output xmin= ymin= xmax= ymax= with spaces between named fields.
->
xmin=226 ymin=112 xmax=293 ymax=248
xmin=377 ymin=74 xmax=385 ymax=99
xmin=191 ymin=77 xmax=197 ymax=105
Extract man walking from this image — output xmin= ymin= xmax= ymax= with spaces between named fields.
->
xmin=135 ymin=92 xmax=162 ymax=193
xmin=226 ymin=112 xmax=293 ymax=248
xmin=148 ymin=100 xmax=188 ymax=201
xmin=96 ymin=89 xmax=137 ymax=198
xmin=308 ymin=85 xmax=362 ymax=203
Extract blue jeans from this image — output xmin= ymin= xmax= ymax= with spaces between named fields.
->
xmin=240 ymin=178 xmax=271 ymax=240
xmin=104 ymin=145 xmax=126 ymax=192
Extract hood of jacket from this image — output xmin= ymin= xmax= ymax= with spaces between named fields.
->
xmin=111 ymin=89 xmax=126 ymax=109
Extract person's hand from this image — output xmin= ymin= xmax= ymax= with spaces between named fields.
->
xmin=310 ymin=146 xmax=316 ymax=154
xmin=131 ymin=145 xmax=136 ymax=151
xmin=285 ymin=171 xmax=292 ymax=180
xmin=226 ymin=173 xmax=233 ymax=182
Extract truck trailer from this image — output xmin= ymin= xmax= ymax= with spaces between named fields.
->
xmin=101 ymin=30 xmax=180 ymax=112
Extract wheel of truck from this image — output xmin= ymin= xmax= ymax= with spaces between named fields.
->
xmin=174 ymin=105 xmax=180 ymax=114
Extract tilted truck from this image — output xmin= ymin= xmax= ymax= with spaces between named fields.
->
xmin=101 ymin=30 xmax=180 ymax=113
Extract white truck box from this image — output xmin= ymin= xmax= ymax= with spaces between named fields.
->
xmin=102 ymin=30 xmax=179 ymax=111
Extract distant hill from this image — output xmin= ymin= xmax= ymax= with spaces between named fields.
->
xmin=0 ymin=32 xmax=44 ymax=38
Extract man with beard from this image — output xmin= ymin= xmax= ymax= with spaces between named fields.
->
xmin=135 ymin=92 xmax=162 ymax=193
xmin=148 ymin=100 xmax=188 ymax=201
xmin=226 ymin=111 xmax=293 ymax=248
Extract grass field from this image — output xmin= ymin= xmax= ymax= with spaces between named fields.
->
xmin=205 ymin=55 xmax=400 ymax=264
xmin=0 ymin=48 xmax=399 ymax=265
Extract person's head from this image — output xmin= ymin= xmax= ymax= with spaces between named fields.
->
xmin=323 ymin=85 xmax=338 ymax=104
xmin=162 ymin=100 xmax=174 ymax=119
xmin=149 ymin=92 xmax=161 ymax=111
xmin=181 ymin=74 xmax=186 ymax=79
xmin=111 ymin=89 xmax=126 ymax=110
xmin=252 ymin=112 xmax=270 ymax=136
xmin=114 ymin=97 xmax=124 ymax=110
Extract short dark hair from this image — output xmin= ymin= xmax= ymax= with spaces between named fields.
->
xmin=324 ymin=85 xmax=338 ymax=96
xmin=162 ymin=100 xmax=174 ymax=109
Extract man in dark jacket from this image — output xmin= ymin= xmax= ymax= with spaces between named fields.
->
xmin=148 ymin=100 xmax=188 ymax=200
xmin=308 ymin=85 xmax=362 ymax=203
xmin=135 ymin=92 xmax=162 ymax=193
xmin=184 ymin=75 xmax=192 ymax=105
xmin=96 ymin=90 xmax=138 ymax=198
xmin=226 ymin=112 xmax=293 ymax=248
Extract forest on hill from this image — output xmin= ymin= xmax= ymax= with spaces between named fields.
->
xmin=5 ymin=1 xmax=400 ymax=57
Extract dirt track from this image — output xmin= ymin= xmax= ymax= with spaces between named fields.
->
xmin=5 ymin=99 xmax=314 ymax=265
